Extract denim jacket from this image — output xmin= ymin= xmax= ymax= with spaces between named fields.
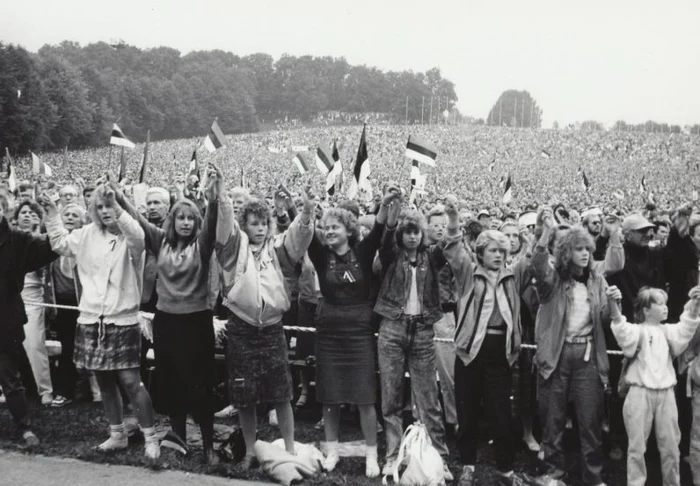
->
xmin=374 ymin=227 xmax=445 ymax=325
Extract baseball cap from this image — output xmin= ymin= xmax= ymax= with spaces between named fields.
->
xmin=477 ymin=209 xmax=490 ymax=218
xmin=621 ymin=214 xmax=655 ymax=232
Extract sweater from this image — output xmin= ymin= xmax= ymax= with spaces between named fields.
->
xmin=137 ymin=200 xmax=217 ymax=314
xmin=612 ymin=311 xmax=700 ymax=389
xmin=45 ymin=211 xmax=145 ymax=325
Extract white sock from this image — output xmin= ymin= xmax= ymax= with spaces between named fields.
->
xmin=109 ymin=423 xmax=126 ymax=436
xmin=142 ymin=426 xmax=157 ymax=442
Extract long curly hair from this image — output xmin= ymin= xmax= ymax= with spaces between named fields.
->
xmin=554 ymin=225 xmax=595 ymax=280
xmin=321 ymin=207 xmax=361 ymax=247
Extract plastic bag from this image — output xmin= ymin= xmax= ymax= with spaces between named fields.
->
xmin=388 ymin=423 xmax=445 ymax=486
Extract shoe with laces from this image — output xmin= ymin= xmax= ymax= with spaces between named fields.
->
xmin=97 ymin=433 xmax=128 ymax=452
xmin=51 ymin=395 xmax=73 ymax=408
xmin=214 ymin=404 xmax=239 ymax=419
xmin=22 ymin=431 xmax=39 ymax=448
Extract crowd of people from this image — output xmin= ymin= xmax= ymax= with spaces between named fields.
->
xmin=1 ymin=123 xmax=700 ymax=486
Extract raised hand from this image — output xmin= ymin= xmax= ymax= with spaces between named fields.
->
xmin=687 ymin=286 xmax=700 ymax=318
xmin=606 ymin=285 xmax=623 ymax=319
xmin=302 ymin=185 xmax=316 ymax=214
xmin=537 ymin=207 xmax=555 ymax=230
xmin=37 ymin=192 xmax=58 ymax=216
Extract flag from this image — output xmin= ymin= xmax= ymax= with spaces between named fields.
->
xmin=31 ymin=152 xmax=52 ymax=176
xmin=410 ymin=160 xmax=420 ymax=186
xmin=541 ymin=149 xmax=551 ymax=159
xmin=110 ymin=123 xmax=135 ymax=149
xmin=640 ymin=175 xmax=647 ymax=193
xmin=409 ymin=161 xmax=427 ymax=204
xmin=332 ymin=141 xmax=344 ymax=193
xmin=578 ymin=167 xmax=590 ymax=191
xmin=293 ymin=153 xmax=310 ymax=174
xmin=118 ymin=148 xmax=127 ymax=182
xmin=5 ymin=148 xmax=16 ymax=192
xmin=502 ymin=174 xmax=512 ymax=204
xmin=138 ymin=130 xmax=150 ymax=183
xmin=348 ymin=125 xmax=370 ymax=199
xmin=188 ymin=148 xmax=199 ymax=180
xmin=405 ymin=135 xmax=437 ymax=166
xmin=203 ymin=120 xmax=226 ymax=153
xmin=315 ymin=144 xmax=334 ymax=174
xmin=488 ymin=155 xmax=496 ymax=172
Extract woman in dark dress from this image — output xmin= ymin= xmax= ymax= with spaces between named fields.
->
xmin=307 ymin=188 xmax=400 ymax=478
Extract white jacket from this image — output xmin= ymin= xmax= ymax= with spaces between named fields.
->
xmin=612 ymin=311 xmax=700 ymax=389
xmin=45 ymin=211 xmax=145 ymax=325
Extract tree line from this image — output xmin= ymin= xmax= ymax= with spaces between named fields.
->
xmin=0 ymin=41 xmax=458 ymax=154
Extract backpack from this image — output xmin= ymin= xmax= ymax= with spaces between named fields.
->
xmin=387 ymin=423 xmax=445 ymax=486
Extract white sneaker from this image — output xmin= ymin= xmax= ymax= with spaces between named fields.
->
xmin=214 ymin=405 xmax=239 ymax=419
xmin=366 ymin=455 xmax=380 ymax=478
xmin=322 ymin=451 xmax=339 ymax=472
xmin=145 ymin=439 xmax=160 ymax=460
xmin=268 ymin=409 xmax=278 ymax=426
xmin=97 ymin=433 xmax=128 ymax=452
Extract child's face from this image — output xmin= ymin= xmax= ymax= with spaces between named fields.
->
xmin=644 ymin=301 xmax=668 ymax=323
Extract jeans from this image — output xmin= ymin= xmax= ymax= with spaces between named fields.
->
xmin=434 ymin=313 xmax=457 ymax=426
xmin=53 ymin=307 xmax=79 ymax=399
xmin=0 ymin=344 xmax=32 ymax=434
xmin=624 ymin=386 xmax=680 ymax=486
xmin=378 ymin=316 xmax=448 ymax=460
xmin=22 ymin=301 xmax=53 ymax=400
xmin=540 ymin=342 xmax=604 ymax=486
xmin=455 ymin=334 xmax=514 ymax=471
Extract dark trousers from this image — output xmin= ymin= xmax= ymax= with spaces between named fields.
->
xmin=52 ymin=307 xmax=79 ymax=399
xmin=0 ymin=344 xmax=32 ymax=435
xmin=455 ymin=334 xmax=514 ymax=471
xmin=539 ymin=342 xmax=604 ymax=486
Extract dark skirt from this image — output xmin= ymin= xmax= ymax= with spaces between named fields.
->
xmin=152 ymin=309 xmax=215 ymax=422
xmin=74 ymin=322 xmax=141 ymax=371
xmin=315 ymin=301 xmax=376 ymax=405
xmin=226 ymin=315 xmax=292 ymax=408
xmin=295 ymin=300 xmax=317 ymax=360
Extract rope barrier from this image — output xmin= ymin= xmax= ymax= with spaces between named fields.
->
xmin=26 ymin=300 xmax=626 ymax=356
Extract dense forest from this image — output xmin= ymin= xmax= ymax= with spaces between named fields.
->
xmin=0 ymin=41 xmax=458 ymax=154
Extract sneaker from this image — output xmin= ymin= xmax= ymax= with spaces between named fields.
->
xmin=145 ymin=439 xmax=160 ymax=460
xmin=268 ymin=409 xmax=278 ymax=426
xmin=22 ymin=430 xmax=39 ymax=448
xmin=160 ymin=431 xmax=188 ymax=455
xmin=214 ymin=404 xmax=239 ymax=419
xmin=41 ymin=394 xmax=53 ymax=406
xmin=443 ymin=463 xmax=454 ymax=482
xmin=97 ymin=433 xmax=128 ymax=452
xmin=458 ymin=466 xmax=475 ymax=486
xmin=51 ymin=395 xmax=73 ymax=408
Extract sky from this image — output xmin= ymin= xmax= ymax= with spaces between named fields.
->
xmin=2 ymin=0 xmax=698 ymax=127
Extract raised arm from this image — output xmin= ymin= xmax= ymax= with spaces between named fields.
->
xmin=116 ymin=188 xmax=164 ymax=255
xmin=441 ymin=198 xmax=472 ymax=295
xmin=530 ymin=208 xmax=558 ymax=303
xmin=665 ymin=287 xmax=700 ymax=357
xmin=277 ymin=187 xmax=316 ymax=265
xmin=198 ymin=163 xmax=223 ymax=260
xmin=602 ymin=225 xmax=624 ymax=276
xmin=607 ymin=286 xmax=643 ymax=358
xmin=39 ymin=194 xmax=84 ymax=258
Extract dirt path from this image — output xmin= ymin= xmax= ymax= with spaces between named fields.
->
xmin=0 ymin=450 xmax=274 ymax=486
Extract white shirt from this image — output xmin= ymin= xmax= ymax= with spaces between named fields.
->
xmin=404 ymin=265 xmax=421 ymax=316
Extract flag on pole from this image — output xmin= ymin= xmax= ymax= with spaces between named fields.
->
xmin=110 ymin=123 xmax=135 ymax=149
xmin=405 ymin=135 xmax=437 ymax=166
xmin=203 ymin=120 xmax=226 ymax=153
xmin=138 ymin=130 xmax=150 ymax=183
xmin=31 ymin=152 xmax=52 ymax=176
xmin=541 ymin=149 xmax=551 ymax=159
xmin=188 ymin=148 xmax=199 ymax=180
xmin=293 ymin=153 xmax=311 ymax=174
xmin=578 ymin=167 xmax=590 ymax=191
xmin=502 ymin=174 xmax=513 ymax=204
xmin=332 ymin=141 xmax=344 ymax=193
xmin=348 ymin=125 xmax=370 ymax=199
xmin=315 ymin=144 xmax=334 ymax=174
xmin=639 ymin=175 xmax=647 ymax=193
xmin=5 ymin=148 xmax=17 ymax=192
xmin=118 ymin=148 xmax=127 ymax=182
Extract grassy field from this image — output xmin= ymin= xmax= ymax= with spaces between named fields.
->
xmin=0 ymin=397 xmax=666 ymax=485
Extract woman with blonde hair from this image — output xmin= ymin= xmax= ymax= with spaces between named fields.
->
xmin=40 ymin=180 xmax=159 ymax=459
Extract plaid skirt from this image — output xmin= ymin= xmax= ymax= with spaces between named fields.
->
xmin=226 ymin=314 xmax=292 ymax=408
xmin=74 ymin=322 xmax=141 ymax=371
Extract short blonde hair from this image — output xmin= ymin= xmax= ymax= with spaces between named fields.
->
xmin=474 ymin=230 xmax=509 ymax=264
xmin=634 ymin=287 xmax=668 ymax=323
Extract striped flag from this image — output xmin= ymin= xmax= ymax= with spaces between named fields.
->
xmin=348 ymin=125 xmax=370 ymax=199
xmin=138 ymin=130 xmax=150 ymax=183
xmin=293 ymin=153 xmax=311 ymax=174
xmin=317 ymin=143 xmax=343 ymax=195
xmin=31 ymin=152 xmax=52 ymax=176
xmin=5 ymin=148 xmax=16 ymax=192
xmin=203 ymin=120 xmax=226 ymax=153
xmin=315 ymin=144 xmax=334 ymax=174
xmin=541 ymin=149 xmax=551 ymax=159
xmin=410 ymin=160 xmax=420 ymax=186
xmin=110 ymin=123 xmax=135 ymax=149
xmin=405 ymin=135 xmax=437 ymax=166
xmin=502 ymin=174 xmax=513 ymax=204
xmin=578 ymin=167 xmax=590 ymax=191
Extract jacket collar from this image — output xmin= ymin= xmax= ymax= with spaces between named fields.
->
xmin=474 ymin=264 xmax=514 ymax=285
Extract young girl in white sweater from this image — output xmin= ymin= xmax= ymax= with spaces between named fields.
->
xmin=607 ymin=285 xmax=700 ymax=486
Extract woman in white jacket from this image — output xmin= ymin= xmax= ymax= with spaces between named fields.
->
xmin=39 ymin=181 xmax=159 ymax=459
xmin=609 ymin=285 xmax=700 ymax=486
